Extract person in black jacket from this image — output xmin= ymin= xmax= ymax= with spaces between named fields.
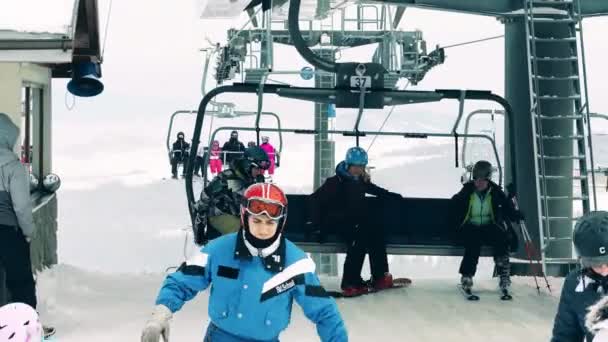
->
xmin=451 ymin=160 xmax=521 ymax=293
xmin=170 ymin=132 xmax=190 ymax=179
xmin=308 ymin=147 xmax=402 ymax=297
xmin=221 ymin=131 xmax=246 ymax=165
xmin=551 ymin=211 xmax=608 ymax=342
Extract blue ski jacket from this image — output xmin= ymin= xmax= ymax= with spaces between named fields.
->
xmin=155 ymin=231 xmax=348 ymax=341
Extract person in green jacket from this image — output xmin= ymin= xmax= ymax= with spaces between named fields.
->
xmin=450 ymin=160 xmax=522 ymax=293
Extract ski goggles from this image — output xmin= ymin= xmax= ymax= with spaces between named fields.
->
xmin=252 ymin=160 xmax=270 ymax=170
xmin=244 ymin=198 xmax=285 ymax=219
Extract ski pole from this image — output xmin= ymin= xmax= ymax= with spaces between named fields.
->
xmin=511 ymin=195 xmax=552 ymax=294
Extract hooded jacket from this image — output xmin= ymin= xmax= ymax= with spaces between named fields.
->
xmin=0 ymin=113 xmax=35 ymax=238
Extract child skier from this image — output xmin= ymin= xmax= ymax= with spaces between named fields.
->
xmin=260 ymin=136 xmax=278 ymax=175
xmin=141 ymin=183 xmax=348 ymax=342
xmin=208 ymin=140 xmax=223 ymax=176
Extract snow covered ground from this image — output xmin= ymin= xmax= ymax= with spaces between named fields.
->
xmin=36 ymin=263 xmax=564 ymax=342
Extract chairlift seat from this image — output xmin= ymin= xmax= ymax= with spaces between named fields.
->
xmin=283 ymin=194 xmax=494 ymax=256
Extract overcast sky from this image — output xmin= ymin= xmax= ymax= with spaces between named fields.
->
xmin=3 ymin=0 xmax=607 ymax=187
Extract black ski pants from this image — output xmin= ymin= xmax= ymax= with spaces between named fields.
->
xmin=193 ymin=156 xmax=205 ymax=176
xmin=458 ymin=223 xmax=509 ymax=277
xmin=334 ymin=220 xmax=389 ymax=288
xmin=0 ymin=225 xmax=37 ymax=308
xmin=171 ymin=153 xmax=188 ymax=177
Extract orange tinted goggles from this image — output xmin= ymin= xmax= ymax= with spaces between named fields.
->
xmin=245 ymin=198 xmax=285 ymax=219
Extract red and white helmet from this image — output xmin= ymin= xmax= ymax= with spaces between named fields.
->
xmin=240 ymin=183 xmax=288 ymax=231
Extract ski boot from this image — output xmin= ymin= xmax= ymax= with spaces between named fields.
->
xmin=342 ymin=280 xmax=370 ymax=297
xmin=373 ymin=273 xmax=394 ymax=291
xmin=461 ymin=275 xmax=474 ymax=291
xmin=499 ymin=277 xmax=513 ymax=300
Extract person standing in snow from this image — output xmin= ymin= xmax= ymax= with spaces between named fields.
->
xmin=141 ymin=183 xmax=348 ymax=342
xmin=552 ymin=211 xmax=608 ymax=342
xmin=170 ymin=132 xmax=190 ymax=179
xmin=308 ymin=146 xmax=403 ymax=297
xmin=451 ymin=160 xmax=521 ymax=294
xmin=192 ymin=146 xmax=270 ymax=245
xmin=260 ymin=136 xmax=279 ymax=176
xmin=222 ymin=130 xmax=246 ymax=165
xmin=0 ymin=113 xmax=54 ymax=338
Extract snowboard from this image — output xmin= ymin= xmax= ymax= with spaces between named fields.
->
xmin=327 ymin=278 xmax=412 ymax=298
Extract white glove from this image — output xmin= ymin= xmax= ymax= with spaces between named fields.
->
xmin=141 ymin=305 xmax=172 ymax=342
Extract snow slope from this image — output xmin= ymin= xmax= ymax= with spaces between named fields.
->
xmin=36 ymin=263 xmax=563 ymax=342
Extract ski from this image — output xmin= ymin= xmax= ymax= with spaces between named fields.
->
xmin=457 ymin=284 xmax=480 ymax=301
xmin=500 ymin=289 xmax=513 ymax=301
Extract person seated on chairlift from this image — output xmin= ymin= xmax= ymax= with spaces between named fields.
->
xmin=222 ymin=130 xmax=246 ymax=165
xmin=260 ymin=136 xmax=279 ymax=176
xmin=451 ymin=160 xmax=522 ymax=293
xmin=192 ymin=146 xmax=270 ymax=245
xmin=170 ymin=132 xmax=190 ymax=179
xmin=208 ymin=140 xmax=223 ymax=177
xmin=308 ymin=147 xmax=403 ymax=297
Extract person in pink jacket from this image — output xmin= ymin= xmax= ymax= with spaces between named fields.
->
xmin=209 ymin=140 xmax=223 ymax=176
xmin=260 ymin=136 xmax=278 ymax=175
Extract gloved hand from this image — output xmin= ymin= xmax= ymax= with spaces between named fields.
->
xmin=141 ymin=305 xmax=172 ymax=342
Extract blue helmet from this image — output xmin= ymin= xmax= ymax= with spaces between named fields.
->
xmin=345 ymin=147 xmax=368 ymax=166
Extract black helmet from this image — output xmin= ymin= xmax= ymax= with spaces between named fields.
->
xmin=177 ymin=131 xmax=185 ymax=139
xmin=236 ymin=146 xmax=270 ymax=176
xmin=472 ymin=160 xmax=493 ymax=180
xmin=573 ymin=211 xmax=608 ymax=267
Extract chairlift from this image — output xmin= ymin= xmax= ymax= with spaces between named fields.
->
xmin=460 ymin=109 xmax=505 ymax=184
xmin=165 ymin=109 xmax=284 ymax=171
xmin=184 ymin=78 xmax=519 ymax=257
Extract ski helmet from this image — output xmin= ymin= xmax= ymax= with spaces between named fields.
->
xmin=236 ymin=146 xmax=270 ymax=176
xmin=177 ymin=131 xmax=185 ymax=139
xmin=345 ymin=147 xmax=368 ymax=167
xmin=240 ymin=183 xmax=288 ymax=247
xmin=0 ymin=303 xmax=43 ymax=342
xmin=472 ymin=160 xmax=493 ymax=180
xmin=262 ymin=136 xmax=269 ymax=143
xmin=573 ymin=211 xmax=608 ymax=267
xmin=42 ymin=173 xmax=61 ymax=193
